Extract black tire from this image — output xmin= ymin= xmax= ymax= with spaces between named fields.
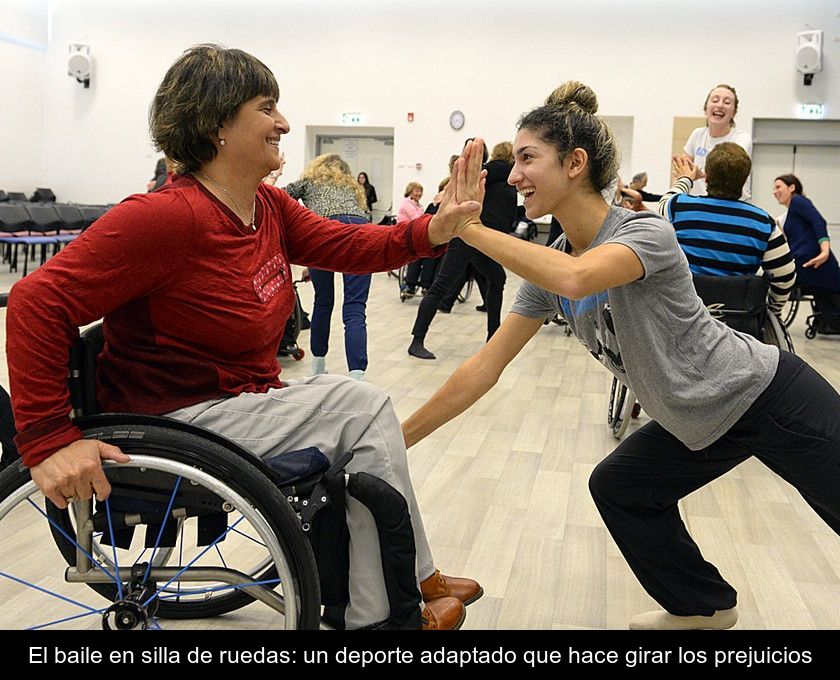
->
xmin=607 ymin=377 xmax=634 ymax=440
xmin=289 ymin=290 xmax=303 ymax=343
xmin=1 ymin=421 xmax=321 ymax=628
xmin=764 ymin=312 xmax=796 ymax=354
xmin=781 ymin=297 xmax=799 ymax=328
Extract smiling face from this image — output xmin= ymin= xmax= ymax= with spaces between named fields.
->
xmin=772 ymin=179 xmax=796 ymax=206
xmin=704 ymin=87 xmax=737 ymax=129
xmin=508 ymin=128 xmax=570 ymax=220
xmin=218 ymin=95 xmax=290 ymax=178
xmin=410 ymin=186 xmax=423 ymax=202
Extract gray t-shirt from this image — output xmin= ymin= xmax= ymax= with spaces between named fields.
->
xmin=511 ymin=205 xmax=779 ymax=450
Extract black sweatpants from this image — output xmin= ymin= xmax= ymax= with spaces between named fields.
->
xmin=589 ymin=351 xmax=840 ymax=616
xmin=411 ymin=237 xmax=505 ymax=341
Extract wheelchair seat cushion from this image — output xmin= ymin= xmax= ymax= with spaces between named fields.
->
xmin=263 ymin=447 xmax=331 ymax=485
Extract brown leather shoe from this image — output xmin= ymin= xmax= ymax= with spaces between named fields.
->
xmin=421 ymin=569 xmax=484 ymax=606
xmin=421 ymin=596 xmax=466 ymax=630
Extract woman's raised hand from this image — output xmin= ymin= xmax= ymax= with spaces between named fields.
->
xmin=672 ymin=154 xmax=702 ymax=182
xmin=427 ymin=138 xmax=487 ymax=246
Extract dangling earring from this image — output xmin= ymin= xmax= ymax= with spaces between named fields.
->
xmin=219 ymin=138 xmax=226 ymax=146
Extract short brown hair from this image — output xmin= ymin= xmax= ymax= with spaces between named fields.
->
xmin=149 ymin=44 xmax=279 ymax=173
xmin=490 ymin=141 xmax=513 ymax=164
xmin=404 ymin=182 xmax=423 ymax=197
xmin=705 ymin=143 xmax=751 ymax=199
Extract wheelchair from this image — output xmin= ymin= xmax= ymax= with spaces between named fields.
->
xmin=781 ymin=286 xmax=839 ymax=340
xmin=780 ymin=286 xmax=813 ymax=329
xmin=607 ymin=274 xmax=795 ymax=441
xmin=276 ymin=279 xmax=305 ymax=361
xmin=398 ymin=262 xmax=473 ymax=304
xmin=0 ymin=323 xmax=422 ymax=630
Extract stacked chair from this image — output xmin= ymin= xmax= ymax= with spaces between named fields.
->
xmin=0 ymin=191 xmax=109 ymax=276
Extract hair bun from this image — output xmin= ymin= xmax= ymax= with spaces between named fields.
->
xmin=545 ymin=81 xmax=598 ymax=114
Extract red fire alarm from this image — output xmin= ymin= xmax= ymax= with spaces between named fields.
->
xmin=407 ymin=112 xmax=414 ymax=122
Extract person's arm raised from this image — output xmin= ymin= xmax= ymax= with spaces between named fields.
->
xmin=402 ymin=313 xmax=544 ymax=448
xmin=456 ymin=224 xmax=644 ymax=301
xmin=426 ymin=138 xmax=486 ymax=246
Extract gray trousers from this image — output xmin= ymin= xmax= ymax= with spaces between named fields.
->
xmin=166 ymin=374 xmax=434 ymax=628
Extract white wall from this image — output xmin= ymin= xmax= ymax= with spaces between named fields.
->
xmin=3 ymin=0 xmax=839 ymax=207
xmin=0 ymin=0 xmax=47 ymax=195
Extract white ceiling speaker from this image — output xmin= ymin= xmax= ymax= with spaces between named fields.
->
xmin=795 ymin=30 xmax=823 ymax=85
xmin=68 ymin=43 xmax=92 ymax=88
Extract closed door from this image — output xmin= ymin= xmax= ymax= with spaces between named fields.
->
xmin=752 ymin=144 xmax=840 ymax=230
xmin=317 ymin=136 xmax=394 ymax=223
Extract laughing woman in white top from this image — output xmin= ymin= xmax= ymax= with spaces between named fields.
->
xmin=680 ymin=84 xmax=752 ymax=200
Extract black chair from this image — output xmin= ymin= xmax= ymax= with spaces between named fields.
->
xmin=54 ymin=204 xmax=85 ymax=247
xmin=6 ymin=191 xmax=27 ymax=202
xmin=0 ymin=190 xmax=8 ymax=203
xmin=692 ymin=274 xmax=768 ymax=340
xmin=23 ymin=204 xmax=62 ymax=274
xmin=692 ymin=273 xmax=794 ymax=351
xmin=30 ymin=188 xmax=57 ymax=203
xmin=79 ymin=205 xmax=108 ymax=229
xmin=0 ymin=203 xmax=33 ymax=272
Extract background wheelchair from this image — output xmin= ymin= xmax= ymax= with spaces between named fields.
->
xmin=0 ymin=322 xmax=421 ymax=630
xmin=780 ymin=286 xmax=837 ymax=339
xmin=397 ymin=262 xmax=473 ymax=304
xmin=607 ymin=274 xmax=795 ymax=441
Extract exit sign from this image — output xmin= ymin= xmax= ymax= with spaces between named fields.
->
xmin=796 ymin=103 xmax=825 ymax=119
xmin=341 ymin=112 xmax=362 ymax=125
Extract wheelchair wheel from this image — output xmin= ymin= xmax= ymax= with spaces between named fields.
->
xmin=277 ymin=290 xmax=303 ymax=358
xmin=0 ymin=422 xmax=321 ymax=629
xmin=289 ymin=289 xmax=303 ymax=342
xmin=781 ymin=297 xmax=799 ymax=328
xmin=763 ymin=312 xmax=796 ymax=354
xmin=607 ymin=377 xmax=636 ymax=440
xmin=398 ymin=264 xmax=414 ymax=301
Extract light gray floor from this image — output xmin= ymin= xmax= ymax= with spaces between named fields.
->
xmin=1 ymin=261 xmax=840 ymax=629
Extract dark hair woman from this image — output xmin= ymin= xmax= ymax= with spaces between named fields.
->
xmin=773 ymin=173 xmax=840 ymax=333
xmin=357 ymin=171 xmax=377 ymax=213
xmin=405 ymin=81 xmax=840 ymax=631
xmin=6 ymin=43 xmax=485 ymax=630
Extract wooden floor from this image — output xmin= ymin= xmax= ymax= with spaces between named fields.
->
xmin=1 ymin=265 xmax=840 ymax=630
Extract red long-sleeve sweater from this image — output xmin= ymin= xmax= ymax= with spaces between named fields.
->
xmin=7 ymin=176 xmax=439 ymax=466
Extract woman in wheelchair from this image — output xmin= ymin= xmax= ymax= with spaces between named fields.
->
xmin=403 ymin=81 xmax=840 ymax=630
xmin=773 ymin=174 xmax=840 ymax=335
xmin=5 ymin=45 xmax=484 ymax=630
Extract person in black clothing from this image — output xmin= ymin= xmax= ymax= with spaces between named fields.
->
xmin=629 ymin=172 xmax=662 ymax=203
xmin=357 ymin=172 xmax=377 ymax=213
xmin=408 ymin=141 xmax=516 ymax=360
xmin=0 ymin=385 xmax=19 ymax=470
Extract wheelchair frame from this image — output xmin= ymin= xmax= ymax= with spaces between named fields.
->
xmin=605 ymin=274 xmax=796 ymax=442
xmin=0 ymin=319 xmax=331 ymax=630
xmin=0 ymin=416 xmax=324 ymax=629
xmin=397 ymin=262 xmax=473 ymax=303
